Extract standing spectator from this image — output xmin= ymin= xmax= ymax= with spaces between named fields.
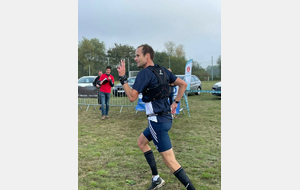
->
xmin=99 ymin=66 xmax=114 ymax=120
xmin=167 ymin=68 xmax=176 ymax=105
xmin=93 ymin=70 xmax=103 ymax=109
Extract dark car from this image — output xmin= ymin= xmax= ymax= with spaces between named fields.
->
xmin=176 ymin=75 xmax=202 ymax=95
xmin=78 ymin=76 xmax=98 ymax=98
xmin=212 ymin=81 xmax=221 ymax=96
xmin=113 ymin=77 xmax=136 ymax=97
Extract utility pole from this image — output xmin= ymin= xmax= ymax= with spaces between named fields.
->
xmin=211 ymin=56 xmax=213 ymax=81
xmin=169 ymin=56 xmax=170 ymax=69
xmin=128 ymin=57 xmax=130 ymax=77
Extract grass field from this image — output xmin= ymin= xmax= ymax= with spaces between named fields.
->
xmin=78 ymin=81 xmax=221 ymax=190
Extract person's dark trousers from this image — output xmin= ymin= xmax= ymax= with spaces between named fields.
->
xmin=98 ymin=90 xmax=101 ymax=104
xmin=173 ymin=167 xmax=196 ymax=190
xmin=100 ymin=92 xmax=110 ymax=116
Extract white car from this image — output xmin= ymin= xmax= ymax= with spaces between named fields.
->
xmin=78 ymin=76 xmax=97 ymax=87
xmin=78 ymin=76 xmax=98 ymax=98
xmin=176 ymin=75 xmax=202 ymax=95
xmin=212 ymin=81 xmax=221 ymax=96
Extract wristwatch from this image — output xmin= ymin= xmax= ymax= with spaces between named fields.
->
xmin=174 ymin=100 xmax=180 ymax=104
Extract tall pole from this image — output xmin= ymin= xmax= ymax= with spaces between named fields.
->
xmin=89 ymin=65 xmax=90 ymax=76
xmin=169 ymin=56 xmax=170 ymax=69
xmin=128 ymin=57 xmax=130 ymax=77
xmin=211 ymin=56 xmax=213 ymax=81
xmin=108 ymin=57 xmax=110 ymax=66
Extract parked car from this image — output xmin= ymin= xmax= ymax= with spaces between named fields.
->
xmin=78 ymin=76 xmax=97 ymax=87
xmin=78 ymin=76 xmax=98 ymax=98
xmin=113 ymin=77 xmax=136 ymax=96
xmin=176 ymin=75 xmax=202 ymax=95
xmin=212 ymin=81 xmax=221 ymax=96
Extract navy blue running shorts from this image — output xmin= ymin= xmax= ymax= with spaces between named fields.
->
xmin=143 ymin=120 xmax=172 ymax=152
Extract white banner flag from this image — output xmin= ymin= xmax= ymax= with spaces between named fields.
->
xmin=185 ymin=59 xmax=193 ymax=90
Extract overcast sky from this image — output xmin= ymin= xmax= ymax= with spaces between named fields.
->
xmin=78 ymin=0 xmax=221 ymax=68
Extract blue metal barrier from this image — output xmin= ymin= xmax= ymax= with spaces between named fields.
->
xmin=186 ymin=90 xmax=221 ymax=94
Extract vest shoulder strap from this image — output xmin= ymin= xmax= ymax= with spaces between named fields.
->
xmin=146 ymin=65 xmax=169 ymax=85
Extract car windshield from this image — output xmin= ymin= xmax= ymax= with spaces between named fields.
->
xmin=193 ymin=76 xmax=200 ymax=82
xmin=128 ymin=78 xmax=136 ymax=83
xmin=78 ymin=77 xmax=94 ymax=83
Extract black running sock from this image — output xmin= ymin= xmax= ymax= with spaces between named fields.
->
xmin=144 ymin=150 xmax=158 ymax=175
xmin=173 ymin=167 xmax=196 ymax=190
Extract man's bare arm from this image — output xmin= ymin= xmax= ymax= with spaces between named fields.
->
xmin=170 ymin=77 xmax=187 ymax=114
xmin=122 ymin=83 xmax=139 ymax=102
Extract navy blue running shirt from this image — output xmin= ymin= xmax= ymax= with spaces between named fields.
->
xmin=132 ymin=65 xmax=177 ymax=123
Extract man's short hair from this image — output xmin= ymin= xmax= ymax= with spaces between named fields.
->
xmin=106 ymin=66 xmax=112 ymax=70
xmin=138 ymin=44 xmax=154 ymax=60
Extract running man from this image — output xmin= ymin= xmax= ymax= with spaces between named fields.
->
xmin=117 ymin=44 xmax=196 ymax=190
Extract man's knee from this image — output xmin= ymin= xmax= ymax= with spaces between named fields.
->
xmin=137 ymin=134 xmax=148 ymax=149
xmin=137 ymin=136 xmax=144 ymax=148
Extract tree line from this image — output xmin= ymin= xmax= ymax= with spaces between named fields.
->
xmin=78 ymin=37 xmax=221 ymax=81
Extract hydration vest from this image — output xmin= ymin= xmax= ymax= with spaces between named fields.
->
xmin=142 ymin=65 xmax=171 ymax=103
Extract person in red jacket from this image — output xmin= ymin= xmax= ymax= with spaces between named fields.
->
xmin=99 ymin=66 xmax=114 ymax=120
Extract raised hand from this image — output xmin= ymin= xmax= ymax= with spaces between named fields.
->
xmin=117 ymin=60 xmax=126 ymax=76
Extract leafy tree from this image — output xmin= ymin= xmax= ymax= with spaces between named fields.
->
xmin=78 ymin=37 xmax=107 ymax=77
xmin=78 ymin=60 xmax=87 ymax=78
xmin=168 ymin=56 xmax=187 ymax=75
xmin=164 ymin=41 xmax=186 ymax=59
xmin=153 ymin=51 xmax=169 ymax=69
xmin=107 ymin=43 xmax=136 ymax=78
xmin=153 ymin=51 xmax=187 ymax=75
xmin=164 ymin=41 xmax=176 ymax=56
xmin=192 ymin=60 xmax=209 ymax=81
xmin=175 ymin=44 xmax=186 ymax=58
